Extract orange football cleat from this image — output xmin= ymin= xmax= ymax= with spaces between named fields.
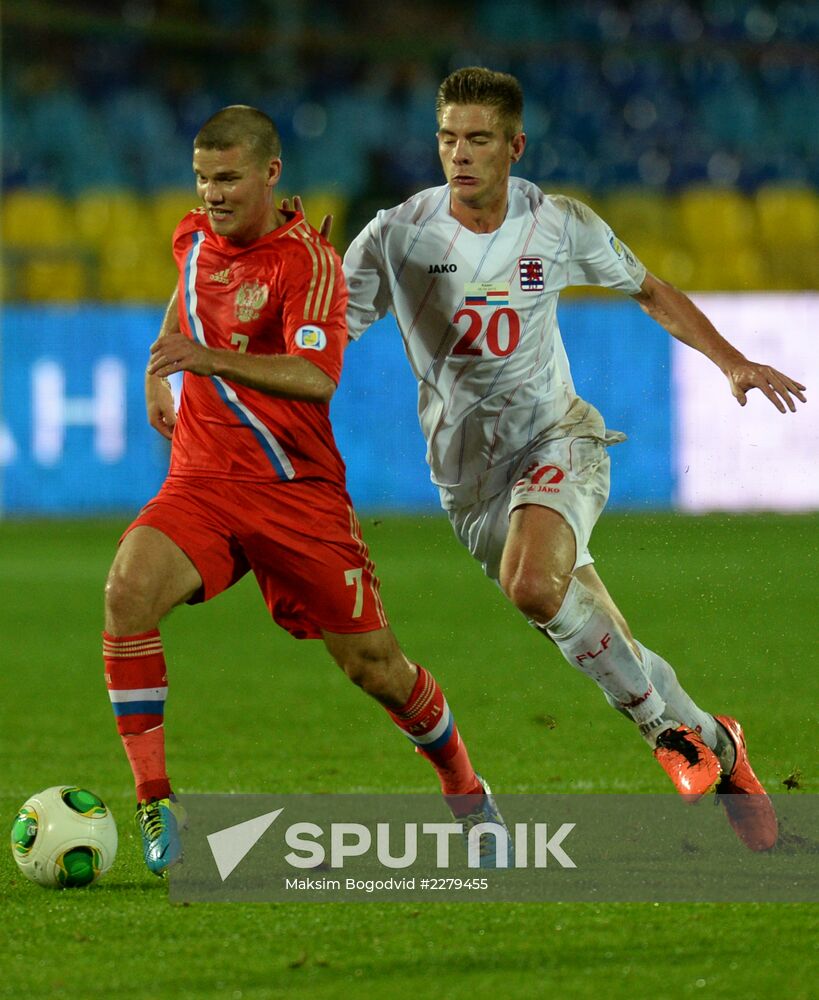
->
xmin=653 ymin=725 xmax=722 ymax=800
xmin=714 ymin=715 xmax=778 ymax=852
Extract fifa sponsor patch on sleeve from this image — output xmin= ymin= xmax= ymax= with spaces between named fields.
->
xmin=518 ymin=257 xmax=544 ymax=291
xmin=608 ymin=233 xmax=636 ymax=267
xmin=295 ymin=325 xmax=328 ymax=351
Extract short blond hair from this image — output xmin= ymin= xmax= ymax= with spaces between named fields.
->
xmin=435 ymin=67 xmax=524 ymax=137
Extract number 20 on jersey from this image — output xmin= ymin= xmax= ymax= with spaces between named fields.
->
xmin=451 ymin=307 xmax=521 ymax=358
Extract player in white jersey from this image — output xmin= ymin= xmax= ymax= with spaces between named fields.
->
xmin=342 ymin=67 xmax=807 ymax=852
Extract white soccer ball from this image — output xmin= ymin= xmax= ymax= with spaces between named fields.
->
xmin=10 ymin=786 xmax=118 ymax=888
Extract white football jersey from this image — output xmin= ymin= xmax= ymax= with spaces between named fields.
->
xmin=343 ymin=176 xmax=646 ymax=509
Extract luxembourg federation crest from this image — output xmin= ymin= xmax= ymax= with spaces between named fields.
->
xmin=519 ymin=257 xmax=545 ymax=291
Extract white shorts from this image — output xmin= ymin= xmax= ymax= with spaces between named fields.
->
xmin=448 ymin=405 xmax=623 ymax=583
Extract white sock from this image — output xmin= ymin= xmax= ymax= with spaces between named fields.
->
xmin=543 ymin=578 xmax=676 ymax=741
xmin=594 ymin=644 xmax=734 ymax=765
xmin=633 ymin=642 xmax=719 ymax=749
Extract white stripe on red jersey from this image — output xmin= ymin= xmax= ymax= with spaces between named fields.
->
xmin=169 ymin=210 xmax=349 ymax=486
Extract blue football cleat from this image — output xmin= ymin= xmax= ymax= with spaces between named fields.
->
xmin=452 ymin=775 xmax=514 ymax=869
xmin=135 ymin=796 xmax=185 ymax=877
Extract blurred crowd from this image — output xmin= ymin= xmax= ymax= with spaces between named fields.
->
xmin=2 ymin=0 xmax=818 ymax=299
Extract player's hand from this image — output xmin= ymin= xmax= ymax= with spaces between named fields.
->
xmin=726 ymin=361 xmax=806 ymax=413
xmin=281 ymin=195 xmax=334 ymax=240
xmin=145 ymin=372 xmax=176 ymax=440
xmin=148 ymin=332 xmax=215 ymax=379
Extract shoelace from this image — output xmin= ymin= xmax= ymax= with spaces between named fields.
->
xmin=137 ymin=802 xmax=166 ymax=840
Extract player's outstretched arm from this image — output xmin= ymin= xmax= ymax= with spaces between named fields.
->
xmin=147 ymin=332 xmax=336 ymax=403
xmin=632 ymin=272 xmax=807 ymax=413
xmin=146 ymin=288 xmax=181 ymax=439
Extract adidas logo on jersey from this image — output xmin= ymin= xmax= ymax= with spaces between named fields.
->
xmin=210 ymin=268 xmax=232 ymax=284
xmin=428 ymin=263 xmax=458 ymax=273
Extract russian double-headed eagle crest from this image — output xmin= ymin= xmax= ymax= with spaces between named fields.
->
xmin=234 ymin=280 xmax=269 ymax=322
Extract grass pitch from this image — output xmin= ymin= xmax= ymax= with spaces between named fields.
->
xmin=0 ymin=513 xmax=816 ymax=999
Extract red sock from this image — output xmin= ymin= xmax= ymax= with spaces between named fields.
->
xmin=388 ymin=665 xmax=482 ymax=796
xmin=103 ymin=630 xmax=171 ymax=802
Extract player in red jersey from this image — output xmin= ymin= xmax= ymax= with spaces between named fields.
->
xmin=102 ymin=105 xmax=511 ymax=876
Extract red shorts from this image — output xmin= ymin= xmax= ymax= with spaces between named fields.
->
xmin=124 ymin=476 xmax=389 ymax=640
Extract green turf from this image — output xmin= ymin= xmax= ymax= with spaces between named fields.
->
xmin=0 ymin=513 xmax=816 ymax=999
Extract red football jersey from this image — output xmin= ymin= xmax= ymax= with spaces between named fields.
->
xmin=169 ymin=209 xmax=348 ymax=485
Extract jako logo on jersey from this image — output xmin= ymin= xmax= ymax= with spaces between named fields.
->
xmin=235 ymin=280 xmax=270 ymax=322
xmin=295 ymin=325 xmax=327 ymax=351
xmin=428 ymin=264 xmax=458 ymax=273
xmin=514 ymin=463 xmax=565 ymax=495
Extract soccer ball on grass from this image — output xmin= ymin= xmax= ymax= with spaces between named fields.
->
xmin=10 ymin=786 xmax=118 ymax=888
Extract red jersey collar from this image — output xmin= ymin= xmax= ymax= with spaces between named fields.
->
xmin=207 ymin=210 xmax=306 ymax=254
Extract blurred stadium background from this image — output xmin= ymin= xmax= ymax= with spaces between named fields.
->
xmin=2 ymin=13 xmax=816 ymax=996
xmin=1 ymin=0 xmax=817 ymax=516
